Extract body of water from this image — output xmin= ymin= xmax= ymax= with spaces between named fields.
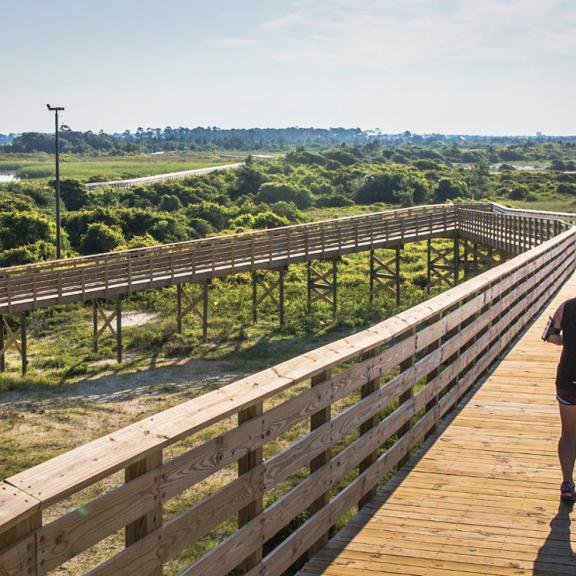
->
xmin=0 ymin=173 xmax=18 ymax=183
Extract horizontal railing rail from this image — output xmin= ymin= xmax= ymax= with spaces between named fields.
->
xmin=1 ymin=206 xmax=574 ymax=576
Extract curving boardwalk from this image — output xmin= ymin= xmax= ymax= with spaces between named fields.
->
xmin=84 ymin=162 xmax=244 ymax=191
xmin=301 ymin=272 xmax=576 ymax=575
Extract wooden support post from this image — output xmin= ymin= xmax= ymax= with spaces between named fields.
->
xmin=332 ymin=259 xmax=337 ymax=320
xmin=307 ymin=260 xmax=338 ymax=321
xmin=251 ymin=268 xmax=287 ymax=328
xmin=92 ymin=300 xmax=98 ymax=352
xmin=251 ymin=271 xmax=258 ymax=323
xmin=173 ymin=281 xmax=210 ymax=340
xmin=0 ymin=315 xmax=27 ymax=376
xmin=426 ymin=239 xmax=432 ymax=294
xmin=116 ymin=297 xmax=122 ymax=364
xmin=473 ymin=243 xmax=479 ymax=273
xmin=20 ymin=313 xmax=27 ymax=376
xmin=279 ymin=267 xmax=286 ymax=328
xmin=0 ymin=503 xmax=41 ymax=576
xmin=398 ymin=327 xmax=416 ymax=467
xmin=395 ymin=247 xmax=401 ymax=306
xmin=369 ymin=248 xmax=402 ymax=305
xmin=453 ymin=236 xmax=460 ymax=286
xmin=238 ymin=402 xmax=264 ymax=572
xmin=306 ymin=262 xmax=312 ymax=314
xmin=427 ymin=239 xmax=457 ymax=292
xmin=92 ymin=299 xmax=122 ymax=362
xmin=202 ymin=281 xmax=209 ymax=340
xmin=308 ymin=369 xmax=332 ymax=557
xmin=425 ymin=313 xmax=442 ymax=440
xmin=125 ymin=451 xmax=163 ymax=575
xmin=358 ymin=350 xmax=380 ymax=508
xmin=176 ymin=284 xmax=183 ymax=334
xmin=0 ymin=314 xmax=5 ymax=372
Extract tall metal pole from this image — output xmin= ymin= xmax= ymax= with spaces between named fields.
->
xmin=55 ymin=109 xmax=61 ymax=259
xmin=47 ymin=104 xmax=64 ymax=259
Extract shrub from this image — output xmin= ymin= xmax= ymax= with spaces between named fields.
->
xmin=256 ymin=182 xmax=313 ymax=210
xmin=159 ymin=194 xmax=183 ymax=212
xmin=433 ymin=178 xmax=470 ymax=202
xmin=557 ymin=183 xmax=576 ymax=195
xmin=0 ymin=211 xmax=53 ymax=249
xmin=80 ymin=223 xmax=125 ymax=254
xmin=253 ymin=212 xmax=290 ymax=229
xmin=315 ymin=194 xmax=354 ymax=208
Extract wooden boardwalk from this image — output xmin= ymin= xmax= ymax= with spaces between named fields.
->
xmin=301 ymin=272 xmax=576 ymax=575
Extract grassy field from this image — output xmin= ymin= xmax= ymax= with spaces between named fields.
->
xmin=0 ymin=151 xmax=247 ymax=181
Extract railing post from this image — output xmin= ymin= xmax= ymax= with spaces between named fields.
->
xmin=238 ymin=402 xmax=264 ymax=571
xmin=425 ymin=312 xmax=443 ymax=439
xmin=308 ymin=369 xmax=332 ymax=557
xmin=0 ymin=501 xmax=41 ymax=576
xmin=358 ymin=350 xmax=380 ymax=508
xmin=398 ymin=327 xmax=416 ymax=467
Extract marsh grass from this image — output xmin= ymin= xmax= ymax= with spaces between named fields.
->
xmin=0 ymin=151 xmax=245 ymax=182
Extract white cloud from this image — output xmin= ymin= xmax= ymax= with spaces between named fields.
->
xmin=247 ymin=0 xmax=576 ymax=71
xmin=211 ymin=36 xmax=259 ymax=48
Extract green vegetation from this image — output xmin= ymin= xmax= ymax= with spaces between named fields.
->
xmin=0 ymin=151 xmax=243 ymax=182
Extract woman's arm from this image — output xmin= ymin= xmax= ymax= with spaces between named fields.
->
xmin=547 ymin=303 xmax=565 ymax=345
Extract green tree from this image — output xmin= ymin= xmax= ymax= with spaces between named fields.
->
xmin=434 ymin=178 xmax=470 ymax=202
xmin=256 ymin=182 xmax=312 ymax=209
xmin=253 ymin=212 xmax=290 ymax=229
xmin=80 ymin=223 xmax=125 ymax=254
xmin=0 ymin=211 xmax=54 ymax=249
xmin=58 ymin=179 xmax=90 ymax=211
xmin=159 ymin=194 xmax=183 ymax=212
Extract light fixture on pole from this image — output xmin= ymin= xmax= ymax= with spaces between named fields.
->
xmin=47 ymin=104 xmax=65 ymax=259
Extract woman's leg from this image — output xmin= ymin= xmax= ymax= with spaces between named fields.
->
xmin=558 ymin=402 xmax=576 ymax=482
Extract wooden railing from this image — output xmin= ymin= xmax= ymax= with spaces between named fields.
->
xmin=1 ymin=201 xmax=571 ymax=315
xmin=1 ymin=209 xmax=575 ymax=576
xmin=0 ymin=204 xmax=456 ymax=313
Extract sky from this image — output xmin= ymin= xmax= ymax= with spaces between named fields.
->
xmin=1 ymin=0 xmax=575 ymax=135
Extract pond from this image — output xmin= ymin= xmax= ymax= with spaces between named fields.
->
xmin=0 ymin=172 xmax=19 ymax=183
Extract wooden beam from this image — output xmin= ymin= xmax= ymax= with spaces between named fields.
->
xmin=308 ymin=369 xmax=332 ymax=558
xmin=237 ymin=402 xmax=264 ymax=572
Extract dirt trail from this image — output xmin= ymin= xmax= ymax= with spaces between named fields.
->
xmin=0 ymin=357 xmax=243 ymax=409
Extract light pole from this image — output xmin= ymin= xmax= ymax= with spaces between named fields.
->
xmin=47 ymin=104 xmax=65 ymax=259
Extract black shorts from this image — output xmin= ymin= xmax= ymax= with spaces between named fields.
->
xmin=557 ymin=387 xmax=576 ymax=406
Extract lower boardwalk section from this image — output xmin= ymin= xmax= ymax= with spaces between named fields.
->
xmin=301 ymin=273 xmax=576 ymax=575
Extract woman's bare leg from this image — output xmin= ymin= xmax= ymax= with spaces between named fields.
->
xmin=558 ymin=403 xmax=576 ymax=482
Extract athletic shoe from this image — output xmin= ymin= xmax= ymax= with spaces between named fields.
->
xmin=560 ymin=480 xmax=575 ymax=501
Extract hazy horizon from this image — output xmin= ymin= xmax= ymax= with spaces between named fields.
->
xmin=2 ymin=0 xmax=575 ymax=136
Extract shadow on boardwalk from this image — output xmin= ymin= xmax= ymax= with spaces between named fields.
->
xmin=533 ymin=501 xmax=576 ymax=575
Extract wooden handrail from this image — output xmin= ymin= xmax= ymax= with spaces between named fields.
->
xmin=1 ymin=205 xmax=575 ymax=575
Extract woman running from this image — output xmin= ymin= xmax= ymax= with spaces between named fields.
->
xmin=546 ymin=299 xmax=576 ymax=501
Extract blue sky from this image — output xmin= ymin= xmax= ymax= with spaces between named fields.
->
xmin=1 ymin=0 xmax=575 ymax=135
